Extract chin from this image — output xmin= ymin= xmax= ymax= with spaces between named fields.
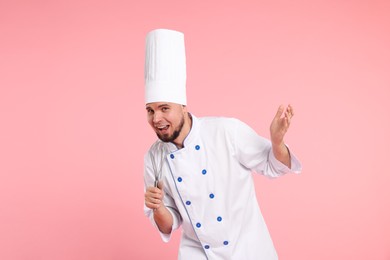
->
xmin=157 ymin=134 xmax=172 ymax=143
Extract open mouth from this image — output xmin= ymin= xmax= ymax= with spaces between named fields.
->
xmin=156 ymin=125 xmax=169 ymax=133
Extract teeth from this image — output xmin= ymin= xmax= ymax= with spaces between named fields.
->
xmin=157 ymin=125 xmax=168 ymax=130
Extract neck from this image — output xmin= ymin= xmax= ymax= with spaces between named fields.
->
xmin=173 ymin=113 xmax=192 ymax=149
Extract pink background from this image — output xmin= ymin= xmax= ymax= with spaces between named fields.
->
xmin=1 ymin=0 xmax=389 ymax=259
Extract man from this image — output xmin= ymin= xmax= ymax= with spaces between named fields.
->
xmin=143 ymin=29 xmax=302 ymax=259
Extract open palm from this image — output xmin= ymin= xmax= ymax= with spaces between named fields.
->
xmin=270 ymin=104 xmax=294 ymax=146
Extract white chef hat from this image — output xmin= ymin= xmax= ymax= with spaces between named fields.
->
xmin=144 ymin=29 xmax=187 ymax=105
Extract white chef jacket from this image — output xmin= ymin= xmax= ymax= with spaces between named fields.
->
xmin=144 ymin=114 xmax=302 ymax=260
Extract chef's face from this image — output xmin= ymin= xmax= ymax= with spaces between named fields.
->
xmin=146 ymin=102 xmax=188 ymax=143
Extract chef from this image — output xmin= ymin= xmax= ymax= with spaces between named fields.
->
xmin=143 ymin=29 xmax=302 ymax=260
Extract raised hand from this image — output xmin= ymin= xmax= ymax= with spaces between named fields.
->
xmin=269 ymin=104 xmax=294 ymax=168
xmin=270 ymin=104 xmax=294 ymax=146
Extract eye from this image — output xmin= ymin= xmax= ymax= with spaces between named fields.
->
xmin=146 ymin=108 xmax=154 ymax=115
xmin=161 ymin=107 xmax=169 ymax=112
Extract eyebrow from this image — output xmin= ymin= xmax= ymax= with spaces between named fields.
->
xmin=145 ymin=103 xmax=170 ymax=110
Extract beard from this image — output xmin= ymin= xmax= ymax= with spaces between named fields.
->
xmin=156 ymin=115 xmax=185 ymax=143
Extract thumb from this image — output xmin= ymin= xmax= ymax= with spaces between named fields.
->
xmin=157 ymin=180 xmax=164 ymax=191
xmin=274 ymin=105 xmax=285 ymax=120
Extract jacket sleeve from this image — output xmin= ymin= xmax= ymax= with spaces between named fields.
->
xmin=143 ymin=152 xmax=182 ymax=242
xmin=232 ymin=119 xmax=302 ymax=178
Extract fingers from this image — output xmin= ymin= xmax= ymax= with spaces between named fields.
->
xmin=285 ymin=104 xmax=294 ymax=118
xmin=285 ymin=105 xmax=291 ymax=125
xmin=145 ymin=186 xmax=164 ymax=210
xmin=283 ymin=104 xmax=294 ymax=124
xmin=271 ymin=104 xmax=294 ymax=144
xmin=274 ymin=104 xmax=294 ymax=121
xmin=274 ymin=105 xmax=285 ymax=120
xmin=274 ymin=104 xmax=294 ymax=130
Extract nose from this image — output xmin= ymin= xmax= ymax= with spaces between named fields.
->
xmin=152 ymin=111 xmax=162 ymax=124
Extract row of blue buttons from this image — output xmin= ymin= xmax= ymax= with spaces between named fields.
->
xmin=177 ymin=170 xmax=207 ymax=182
xmin=192 ymin=215 xmax=223 ymax=229
xmin=171 ymin=145 xmax=207 ymax=182
xmin=169 ymin=144 xmax=201 ymax=159
xmin=185 ymin=192 xmax=214 ymax=206
xmin=171 ymin=144 xmax=228 ymax=250
xmin=204 ymin=240 xmax=229 ymax=249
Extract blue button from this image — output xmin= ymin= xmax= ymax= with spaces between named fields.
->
xmin=217 ymin=216 xmax=222 ymax=222
xmin=204 ymin=245 xmax=210 ymax=249
xmin=195 ymin=145 xmax=200 ymax=150
xmin=209 ymin=193 xmax=214 ymax=199
xmin=170 ymin=154 xmax=174 ymax=159
xmin=202 ymin=169 xmax=207 ymax=175
xmin=196 ymin=223 xmax=201 ymax=228
xmin=223 ymin=241 xmax=229 ymax=245
xmin=177 ymin=177 xmax=182 ymax=182
xmin=186 ymin=201 xmax=191 ymax=205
